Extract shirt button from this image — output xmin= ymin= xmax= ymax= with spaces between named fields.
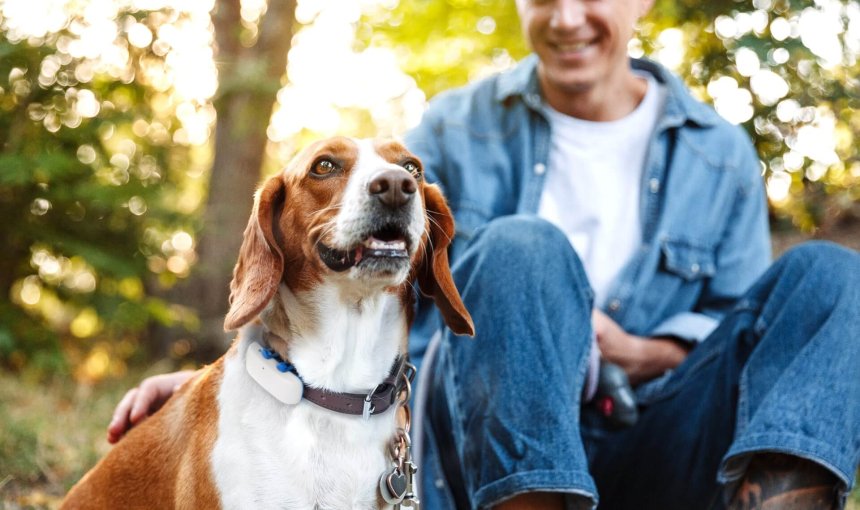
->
xmin=649 ymin=178 xmax=660 ymax=193
xmin=527 ymin=93 xmax=540 ymax=105
xmin=608 ymin=299 xmax=621 ymax=311
xmin=435 ymin=478 xmax=445 ymax=489
xmin=691 ymin=263 xmax=700 ymax=274
xmin=534 ymin=162 xmax=546 ymax=175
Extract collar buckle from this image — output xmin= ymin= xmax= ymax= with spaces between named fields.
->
xmin=363 ymin=384 xmax=383 ymax=420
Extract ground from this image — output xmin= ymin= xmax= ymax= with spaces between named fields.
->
xmin=0 ymin=363 xmax=179 ymax=509
xmin=1 ymin=227 xmax=858 ymax=509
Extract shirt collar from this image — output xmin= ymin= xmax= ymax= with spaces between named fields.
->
xmin=494 ymin=54 xmax=720 ymax=129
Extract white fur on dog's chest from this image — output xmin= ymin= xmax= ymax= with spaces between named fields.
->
xmin=213 ymin=348 xmax=396 ymax=509
xmin=212 ymin=288 xmax=404 ymax=510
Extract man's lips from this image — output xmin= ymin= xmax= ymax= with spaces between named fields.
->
xmin=549 ymin=38 xmax=598 ymax=58
xmin=554 ymin=41 xmax=592 ymax=52
xmin=318 ymin=235 xmax=409 ymax=272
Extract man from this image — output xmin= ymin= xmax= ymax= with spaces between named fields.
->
xmin=111 ymin=0 xmax=860 ymax=508
xmin=398 ymin=0 xmax=859 ymax=507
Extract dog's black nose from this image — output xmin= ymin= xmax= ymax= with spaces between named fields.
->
xmin=368 ymin=169 xmax=417 ymax=209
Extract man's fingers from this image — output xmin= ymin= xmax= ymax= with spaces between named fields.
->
xmin=129 ymin=380 xmax=158 ymax=423
xmin=591 ymin=309 xmax=609 ymax=334
xmin=107 ymin=388 xmax=138 ymax=443
xmin=111 ymin=388 xmax=138 ymax=426
xmin=107 ymin=370 xmax=198 ymax=444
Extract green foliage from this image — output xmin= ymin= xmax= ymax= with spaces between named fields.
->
xmin=363 ymin=0 xmax=860 ymax=232
xmin=644 ymin=0 xmax=860 ymax=231
xmin=0 ymin=9 xmax=197 ymax=378
xmin=362 ymin=0 xmax=528 ymax=98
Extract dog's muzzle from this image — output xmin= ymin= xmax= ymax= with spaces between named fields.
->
xmin=318 ymin=225 xmax=411 ymax=272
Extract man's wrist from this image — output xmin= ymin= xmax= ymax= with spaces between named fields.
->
xmin=629 ymin=335 xmax=689 ymax=384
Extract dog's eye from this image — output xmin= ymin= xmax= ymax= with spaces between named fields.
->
xmin=403 ymin=161 xmax=421 ymax=179
xmin=311 ymin=159 xmax=338 ymax=177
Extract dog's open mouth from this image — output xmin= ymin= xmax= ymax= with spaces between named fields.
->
xmin=318 ymin=226 xmax=410 ymax=272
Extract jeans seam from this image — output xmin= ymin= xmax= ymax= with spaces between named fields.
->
xmin=443 ymin=342 xmax=467 ymax=465
xmin=736 ymin=354 xmax=749 ymax=437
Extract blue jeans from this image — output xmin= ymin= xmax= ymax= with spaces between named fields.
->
xmin=418 ymin=216 xmax=860 ymax=509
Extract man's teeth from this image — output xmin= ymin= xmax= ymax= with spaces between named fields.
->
xmin=364 ymin=239 xmax=406 ymax=251
xmin=558 ymin=41 xmax=590 ymax=52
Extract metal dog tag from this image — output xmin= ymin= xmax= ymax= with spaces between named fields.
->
xmin=401 ymin=497 xmax=421 ymax=509
xmin=379 ymin=466 xmax=407 ymax=505
xmin=400 ymin=460 xmax=420 ymax=509
xmin=245 ymin=342 xmax=303 ymax=405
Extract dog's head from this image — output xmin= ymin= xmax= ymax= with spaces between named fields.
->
xmin=223 ymin=137 xmax=474 ymax=336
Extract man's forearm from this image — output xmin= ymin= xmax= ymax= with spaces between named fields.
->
xmin=626 ymin=336 xmax=691 ymax=385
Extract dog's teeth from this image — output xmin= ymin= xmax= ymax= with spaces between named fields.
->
xmin=367 ymin=240 xmax=406 ymax=250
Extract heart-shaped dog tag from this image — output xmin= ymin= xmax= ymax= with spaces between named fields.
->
xmin=379 ymin=467 xmax=407 ymax=504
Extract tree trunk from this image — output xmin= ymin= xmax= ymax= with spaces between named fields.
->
xmin=178 ymin=0 xmax=297 ymax=357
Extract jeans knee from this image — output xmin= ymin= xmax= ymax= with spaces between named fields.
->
xmin=781 ymin=241 xmax=860 ymax=282
xmin=777 ymin=241 xmax=860 ymax=304
xmin=471 ymin=215 xmax=574 ymax=265
xmin=459 ymin=215 xmax=592 ymax=300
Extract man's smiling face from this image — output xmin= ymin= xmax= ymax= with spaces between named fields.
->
xmin=517 ymin=0 xmax=651 ymax=97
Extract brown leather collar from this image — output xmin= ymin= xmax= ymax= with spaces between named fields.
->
xmin=303 ymin=358 xmax=408 ymax=418
xmin=261 ymin=330 xmax=411 ymax=418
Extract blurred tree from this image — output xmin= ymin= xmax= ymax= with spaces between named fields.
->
xmin=183 ymin=0 xmax=297 ymax=355
xmin=0 ymin=7 xmax=199 ymax=377
xmin=642 ymin=0 xmax=860 ymax=233
xmin=0 ymin=0 xmax=302 ymax=371
xmin=364 ymin=0 xmax=860 ymax=233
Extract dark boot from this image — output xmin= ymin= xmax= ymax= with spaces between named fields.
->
xmin=727 ymin=453 xmax=841 ymax=509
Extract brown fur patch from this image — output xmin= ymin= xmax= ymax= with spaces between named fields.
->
xmin=61 ymin=359 xmax=226 ymax=509
xmin=373 ymin=139 xmax=418 ymax=169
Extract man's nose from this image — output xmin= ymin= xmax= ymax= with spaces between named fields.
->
xmin=550 ymin=0 xmax=586 ymax=30
xmin=368 ymin=169 xmax=417 ymax=209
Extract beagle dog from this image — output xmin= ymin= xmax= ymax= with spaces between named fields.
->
xmin=62 ymin=137 xmax=474 ymax=509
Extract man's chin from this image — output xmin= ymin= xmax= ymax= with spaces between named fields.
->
xmin=541 ymin=69 xmax=598 ymax=96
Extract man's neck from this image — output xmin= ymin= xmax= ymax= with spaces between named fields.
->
xmin=540 ymin=68 xmax=648 ymax=122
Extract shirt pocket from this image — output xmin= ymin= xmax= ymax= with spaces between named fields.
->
xmin=660 ymin=238 xmax=717 ymax=281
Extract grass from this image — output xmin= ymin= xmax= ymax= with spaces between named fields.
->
xmin=1 ymin=367 xmax=859 ymax=509
xmin=0 ymin=362 xmax=178 ymax=510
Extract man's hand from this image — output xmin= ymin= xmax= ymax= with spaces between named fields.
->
xmin=592 ymin=310 xmax=690 ymax=385
xmin=107 ymin=370 xmax=199 ymax=444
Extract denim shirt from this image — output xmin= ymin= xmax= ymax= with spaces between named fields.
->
xmin=405 ymin=55 xmax=771 ymax=366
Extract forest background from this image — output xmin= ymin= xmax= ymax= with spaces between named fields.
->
xmin=1 ymin=0 xmax=859 ymax=506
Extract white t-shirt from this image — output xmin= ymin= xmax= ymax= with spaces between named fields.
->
xmin=538 ymin=74 xmax=666 ymax=308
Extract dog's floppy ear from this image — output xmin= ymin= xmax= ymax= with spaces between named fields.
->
xmin=418 ymin=184 xmax=474 ymax=336
xmin=224 ymin=176 xmax=286 ymax=331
